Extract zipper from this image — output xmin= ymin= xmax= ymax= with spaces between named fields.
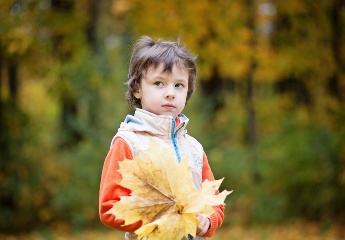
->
xmin=171 ymin=118 xmax=182 ymax=163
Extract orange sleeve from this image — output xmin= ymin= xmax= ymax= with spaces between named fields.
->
xmin=99 ymin=137 xmax=142 ymax=231
xmin=201 ymin=152 xmax=225 ymax=238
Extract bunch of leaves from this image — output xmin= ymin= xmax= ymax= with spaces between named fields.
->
xmin=107 ymin=140 xmax=232 ymax=239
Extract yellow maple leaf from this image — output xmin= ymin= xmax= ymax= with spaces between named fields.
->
xmin=107 ymin=139 xmax=232 ymax=239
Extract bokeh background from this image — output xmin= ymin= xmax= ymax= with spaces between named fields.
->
xmin=1 ymin=0 xmax=345 ymax=239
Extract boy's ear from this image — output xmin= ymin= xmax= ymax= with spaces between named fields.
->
xmin=133 ymin=90 xmax=141 ymax=99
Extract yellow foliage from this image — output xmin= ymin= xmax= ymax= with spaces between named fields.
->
xmin=2 ymin=28 xmax=32 ymax=56
xmin=107 ymin=140 xmax=231 ymax=239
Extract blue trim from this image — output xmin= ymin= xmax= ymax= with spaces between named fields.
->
xmin=171 ymin=119 xmax=182 ymax=163
xmin=124 ymin=115 xmax=144 ymax=125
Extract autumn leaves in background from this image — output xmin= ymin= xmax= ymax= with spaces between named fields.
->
xmin=107 ymin=140 xmax=231 ymax=239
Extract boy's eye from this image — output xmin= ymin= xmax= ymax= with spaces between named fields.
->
xmin=175 ymin=83 xmax=185 ymax=88
xmin=154 ymin=82 xmax=164 ymax=87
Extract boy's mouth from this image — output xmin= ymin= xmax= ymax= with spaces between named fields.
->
xmin=163 ymin=104 xmax=175 ymax=110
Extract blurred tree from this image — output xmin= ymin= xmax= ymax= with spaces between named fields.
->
xmin=49 ymin=0 xmax=83 ymax=148
xmin=85 ymin=0 xmax=101 ymax=126
xmin=0 ymin=0 xmax=38 ymax=231
xmin=0 ymin=0 xmax=114 ymax=232
xmin=112 ymin=0 xmax=345 ymax=222
xmin=270 ymin=0 xmax=345 ymax=221
xmin=47 ymin=0 xmax=108 ymax=147
xmin=0 ymin=0 xmax=344 ymax=232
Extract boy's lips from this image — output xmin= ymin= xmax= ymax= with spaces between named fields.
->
xmin=163 ymin=104 xmax=175 ymax=109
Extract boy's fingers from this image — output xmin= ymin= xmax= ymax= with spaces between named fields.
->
xmin=125 ymin=232 xmax=138 ymax=240
xmin=196 ymin=214 xmax=210 ymax=236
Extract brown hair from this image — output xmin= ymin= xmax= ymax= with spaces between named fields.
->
xmin=125 ymin=35 xmax=197 ymax=108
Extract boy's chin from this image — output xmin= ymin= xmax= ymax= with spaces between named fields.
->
xmin=159 ymin=112 xmax=179 ymax=118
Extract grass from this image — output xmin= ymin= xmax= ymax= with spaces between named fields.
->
xmin=1 ymin=220 xmax=344 ymax=240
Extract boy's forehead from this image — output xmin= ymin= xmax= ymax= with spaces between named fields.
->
xmin=144 ymin=63 xmax=189 ymax=79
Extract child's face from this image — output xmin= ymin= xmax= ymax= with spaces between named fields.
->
xmin=134 ymin=63 xmax=189 ymax=118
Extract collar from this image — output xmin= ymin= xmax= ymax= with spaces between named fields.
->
xmin=120 ymin=108 xmax=189 ymax=138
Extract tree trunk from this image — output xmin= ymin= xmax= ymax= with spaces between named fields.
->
xmin=245 ymin=0 xmax=260 ymax=183
xmin=328 ymin=0 xmax=344 ymax=102
xmin=60 ymin=98 xmax=82 ymax=148
xmin=0 ymin=57 xmax=21 ymax=232
xmin=86 ymin=0 xmax=100 ymax=54
xmin=86 ymin=0 xmax=101 ymax=126
xmin=328 ymin=0 xmax=345 ymax=220
xmin=50 ymin=0 xmax=82 ymax=148
xmin=8 ymin=60 xmax=18 ymax=104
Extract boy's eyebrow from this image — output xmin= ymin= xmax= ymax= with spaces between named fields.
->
xmin=174 ymin=77 xmax=188 ymax=82
xmin=151 ymin=76 xmax=165 ymax=81
xmin=143 ymin=73 xmax=164 ymax=81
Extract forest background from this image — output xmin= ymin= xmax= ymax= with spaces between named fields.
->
xmin=1 ymin=0 xmax=345 ymax=239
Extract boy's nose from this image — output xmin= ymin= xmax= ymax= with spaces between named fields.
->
xmin=164 ymin=85 xmax=175 ymax=99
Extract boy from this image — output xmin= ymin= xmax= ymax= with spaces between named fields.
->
xmin=99 ymin=36 xmax=225 ymax=239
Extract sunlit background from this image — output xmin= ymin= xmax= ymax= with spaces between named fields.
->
xmin=1 ymin=0 xmax=345 ymax=239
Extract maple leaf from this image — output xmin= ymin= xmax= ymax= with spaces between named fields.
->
xmin=107 ymin=139 xmax=232 ymax=239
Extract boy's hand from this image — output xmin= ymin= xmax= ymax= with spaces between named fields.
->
xmin=196 ymin=213 xmax=210 ymax=236
xmin=124 ymin=232 xmax=138 ymax=240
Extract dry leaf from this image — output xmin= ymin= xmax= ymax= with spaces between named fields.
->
xmin=107 ymin=139 xmax=232 ymax=239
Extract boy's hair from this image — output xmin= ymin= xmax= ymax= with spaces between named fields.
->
xmin=125 ymin=35 xmax=197 ymax=108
